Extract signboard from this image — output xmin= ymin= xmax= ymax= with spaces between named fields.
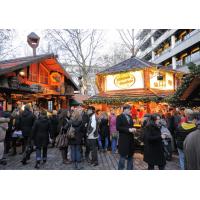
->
xmin=105 ymin=71 xmax=144 ymax=91
xmin=50 ymin=72 xmax=61 ymax=85
xmin=150 ymin=71 xmax=174 ymax=90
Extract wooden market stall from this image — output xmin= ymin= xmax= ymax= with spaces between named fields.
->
xmin=0 ymin=54 xmax=79 ymax=111
xmin=84 ymin=56 xmax=183 ymax=122
xmin=169 ymin=63 xmax=200 ymax=107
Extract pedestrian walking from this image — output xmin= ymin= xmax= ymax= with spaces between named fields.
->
xmin=184 ymin=113 xmax=200 ymax=170
xmin=68 ymin=109 xmax=84 ymax=169
xmin=143 ymin=114 xmax=166 ymax=170
xmin=109 ymin=109 xmax=118 ymax=154
xmin=57 ymin=109 xmax=71 ymax=164
xmin=10 ymin=109 xmax=21 ymax=156
xmin=0 ymin=106 xmax=10 ymax=165
xmin=175 ymin=109 xmax=197 ymax=170
xmin=49 ymin=110 xmax=59 ymax=148
xmin=116 ymin=104 xmax=136 ymax=170
xmin=87 ymin=106 xmax=99 ymax=166
xmin=98 ymin=112 xmax=109 ymax=152
xmin=19 ymin=104 xmax=35 ymax=165
xmin=32 ymin=110 xmax=50 ymax=169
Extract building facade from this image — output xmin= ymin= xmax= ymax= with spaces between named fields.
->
xmin=136 ymin=29 xmax=200 ymax=70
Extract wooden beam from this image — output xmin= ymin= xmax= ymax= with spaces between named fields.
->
xmin=180 ymin=77 xmax=200 ymax=100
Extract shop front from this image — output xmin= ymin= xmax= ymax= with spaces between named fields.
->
xmin=84 ymin=57 xmax=183 ymax=123
xmin=0 ymin=54 xmax=79 ymax=112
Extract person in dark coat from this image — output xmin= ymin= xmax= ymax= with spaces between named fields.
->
xmin=143 ymin=114 xmax=166 ymax=170
xmin=175 ymin=109 xmax=197 ymax=170
xmin=98 ymin=112 xmax=109 ymax=152
xmin=57 ymin=109 xmax=71 ymax=164
xmin=184 ymin=113 xmax=200 ymax=170
xmin=116 ymin=104 xmax=136 ymax=170
xmin=19 ymin=104 xmax=35 ymax=165
xmin=10 ymin=109 xmax=21 ymax=155
xmin=32 ymin=110 xmax=50 ymax=169
xmin=49 ymin=110 xmax=59 ymax=147
xmin=81 ymin=110 xmax=90 ymax=160
xmin=68 ymin=109 xmax=84 ymax=169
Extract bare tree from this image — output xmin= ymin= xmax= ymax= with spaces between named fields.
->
xmin=97 ymin=43 xmax=130 ymax=67
xmin=44 ymin=29 xmax=103 ymax=95
xmin=0 ymin=29 xmax=17 ymax=60
xmin=117 ymin=29 xmax=150 ymax=57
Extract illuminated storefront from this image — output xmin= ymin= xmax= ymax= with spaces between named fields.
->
xmin=84 ymin=57 xmax=183 ymax=122
xmin=0 ymin=54 xmax=78 ymax=111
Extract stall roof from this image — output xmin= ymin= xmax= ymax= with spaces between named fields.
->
xmin=0 ymin=54 xmax=79 ymax=90
xmin=98 ymin=56 xmax=179 ymax=75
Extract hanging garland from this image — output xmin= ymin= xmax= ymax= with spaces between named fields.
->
xmin=83 ymin=96 xmax=163 ymax=105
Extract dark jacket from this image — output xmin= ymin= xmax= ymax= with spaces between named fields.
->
xmin=175 ymin=122 xmax=196 ymax=150
xmin=184 ymin=123 xmax=200 ymax=170
xmin=68 ymin=119 xmax=84 ymax=145
xmin=116 ymin=114 xmax=134 ymax=157
xmin=99 ymin=118 xmax=109 ymax=138
xmin=49 ymin=115 xmax=59 ymax=138
xmin=19 ymin=109 xmax=35 ymax=138
xmin=143 ymin=124 xmax=166 ymax=166
xmin=81 ymin=112 xmax=89 ymax=136
xmin=32 ymin=116 xmax=50 ymax=147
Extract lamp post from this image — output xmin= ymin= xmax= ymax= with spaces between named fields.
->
xmin=27 ymin=32 xmax=40 ymax=56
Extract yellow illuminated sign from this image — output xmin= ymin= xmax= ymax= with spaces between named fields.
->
xmin=105 ymin=71 xmax=144 ymax=91
xmin=114 ymin=73 xmax=135 ymax=89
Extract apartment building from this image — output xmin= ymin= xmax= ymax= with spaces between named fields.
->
xmin=136 ymin=29 xmax=200 ymax=70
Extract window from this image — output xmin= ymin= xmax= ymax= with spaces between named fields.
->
xmin=191 ymin=51 xmax=200 ymax=61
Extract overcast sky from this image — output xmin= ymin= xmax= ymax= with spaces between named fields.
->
xmin=12 ymin=29 xmax=127 ymax=60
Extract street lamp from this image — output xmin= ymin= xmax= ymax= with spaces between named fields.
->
xmin=27 ymin=32 xmax=40 ymax=56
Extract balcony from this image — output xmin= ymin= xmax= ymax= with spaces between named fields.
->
xmin=139 ymin=29 xmax=178 ymax=59
xmin=153 ymin=29 xmax=200 ymax=64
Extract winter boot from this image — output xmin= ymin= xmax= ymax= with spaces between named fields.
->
xmin=34 ymin=161 xmax=40 ymax=169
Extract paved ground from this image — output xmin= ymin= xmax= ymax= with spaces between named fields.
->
xmin=0 ymin=147 xmax=180 ymax=170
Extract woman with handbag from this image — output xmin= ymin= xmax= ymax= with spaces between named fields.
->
xmin=68 ymin=109 xmax=84 ymax=170
xmin=143 ymin=114 xmax=166 ymax=170
xmin=109 ymin=109 xmax=118 ymax=154
xmin=57 ymin=109 xmax=71 ymax=164
xmin=10 ymin=109 xmax=21 ymax=156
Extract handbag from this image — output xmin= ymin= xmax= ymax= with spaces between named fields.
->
xmin=111 ymin=131 xmax=118 ymax=139
xmin=55 ymin=128 xmax=68 ymax=148
xmin=67 ymin=125 xmax=76 ymax=139
xmin=12 ymin=130 xmax=23 ymax=138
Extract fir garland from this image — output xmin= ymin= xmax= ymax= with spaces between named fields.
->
xmin=83 ymin=96 xmax=163 ymax=105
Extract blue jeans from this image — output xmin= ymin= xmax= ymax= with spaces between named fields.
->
xmin=177 ymin=148 xmax=185 ymax=170
xmin=70 ymin=145 xmax=81 ymax=162
xmin=98 ymin=135 xmax=108 ymax=150
xmin=118 ymin=156 xmax=134 ymax=170
xmin=111 ymin=138 xmax=117 ymax=153
xmin=36 ymin=147 xmax=47 ymax=161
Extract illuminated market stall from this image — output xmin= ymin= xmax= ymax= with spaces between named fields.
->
xmin=0 ymin=54 xmax=79 ymax=111
xmin=84 ymin=57 xmax=183 ymax=123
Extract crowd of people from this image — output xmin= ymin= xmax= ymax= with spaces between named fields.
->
xmin=0 ymin=103 xmax=200 ymax=170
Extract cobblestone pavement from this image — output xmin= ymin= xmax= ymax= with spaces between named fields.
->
xmin=0 ymin=147 xmax=180 ymax=170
